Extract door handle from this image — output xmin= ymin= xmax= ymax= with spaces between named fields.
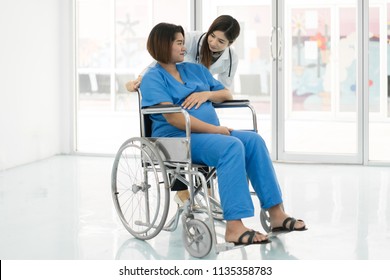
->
xmin=277 ymin=27 xmax=283 ymax=61
xmin=270 ymin=26 xmax=277 ymax=61
xmin=271 ymin=27 xmax=283 ymax=61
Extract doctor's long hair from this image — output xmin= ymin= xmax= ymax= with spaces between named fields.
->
xmin=199 ymin=15 xmax=240 ymax=69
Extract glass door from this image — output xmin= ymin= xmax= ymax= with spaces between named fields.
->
xmin=368 ymin=0 xmax=390 ymax=163
xmin=278 ymin=0 xmax=362 ymax=163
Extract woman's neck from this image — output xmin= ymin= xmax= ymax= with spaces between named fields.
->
xmin=159 ymin=62 xmax=177 ymax=74
xmin=159 ymin=62 xmax=184 ymax=84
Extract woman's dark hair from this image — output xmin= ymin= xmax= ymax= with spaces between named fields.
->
xmin=200 ymin=15 xmax=240 ymax=68
xmin=146 ymin=22 xmax=185 ymax=64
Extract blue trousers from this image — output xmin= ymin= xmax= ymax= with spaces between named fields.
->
xmin=191 ymin=130 xmax=283 ymax=221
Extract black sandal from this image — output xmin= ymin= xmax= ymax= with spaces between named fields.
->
xmin=271 ymin=217 xmax=307 ymax=232
xmin=232 ymin=230 xmax=270 ymax=245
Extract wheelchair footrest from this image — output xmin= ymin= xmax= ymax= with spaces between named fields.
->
xmin=215 ymin=242 xmax=235 ymax=253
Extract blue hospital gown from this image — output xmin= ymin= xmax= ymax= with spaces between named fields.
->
xmin=141 ymin=62 xmax=224 ymax=137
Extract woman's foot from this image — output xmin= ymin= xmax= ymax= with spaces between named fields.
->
xmin=268 ymin=204 xmax=307 ymax=231
xmin=225 ymin=220 xmax=269 ymax=244
xmin=271 ymin=217 xmax=307 ymax=232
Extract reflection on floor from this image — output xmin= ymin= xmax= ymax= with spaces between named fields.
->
xmin=0 ymin=155 xmax=389 ymax=260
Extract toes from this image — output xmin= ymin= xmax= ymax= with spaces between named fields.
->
xmin=254 ymin=231 xmax=268 ymax=242
xmin=296 ymin=220 xmax=305 ymax=228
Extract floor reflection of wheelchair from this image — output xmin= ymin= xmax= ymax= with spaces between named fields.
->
xmin=111 ymin=90 xmax=270 ymax=258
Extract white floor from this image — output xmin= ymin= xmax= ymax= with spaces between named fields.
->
xmin=1 ymin=155 xmax=390 ymax=260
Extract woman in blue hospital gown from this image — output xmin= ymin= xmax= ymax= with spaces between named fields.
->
xmin=130 ymin=15 xmax=240 ymax=205
xmin=140 ymin=22 xmax=307 ymax=245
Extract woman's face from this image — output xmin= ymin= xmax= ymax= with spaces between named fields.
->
xmin=207 ymin=30 xmax=230 ymax=53
xmin=170 ymin=32 xmax=186 ymax=63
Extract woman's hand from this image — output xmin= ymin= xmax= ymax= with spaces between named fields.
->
xmin=182 ymin=91 xmax=211 ymax=109
xmin=215 ymin=126 xmax=233 ymax=135
xmin=125 ymin=75 xmax=142 ymax=92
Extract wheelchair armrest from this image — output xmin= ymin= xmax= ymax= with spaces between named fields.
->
xmin=141 ymin=104 xmax=192 ymax=139
xmin=212 ymin=100 xmax=258 ymax=132
xmin=142 ymin=104 xmax=182 ymax=115
xmin=212 ymin=99 xmax=250 ymax=108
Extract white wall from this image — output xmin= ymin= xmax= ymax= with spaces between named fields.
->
xmin=0 ymin=0 xmax=73 ymax=170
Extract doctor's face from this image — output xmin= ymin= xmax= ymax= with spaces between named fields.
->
xmin=170 ymin=32 xmax=186 ymax=63
xmin=207 ymin=30 xmax=230 ymax=53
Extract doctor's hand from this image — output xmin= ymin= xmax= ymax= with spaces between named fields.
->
xmin=182 ymin=91 xmax=211 ymax=110
xmin=125 ymin=75 xmax=142 ymax=92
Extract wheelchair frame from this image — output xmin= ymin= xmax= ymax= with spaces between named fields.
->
xmin=111 ymin=90 xmax=270 ymax=258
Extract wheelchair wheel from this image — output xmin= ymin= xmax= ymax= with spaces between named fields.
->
xmin=112 ymin=137 xmax=170 ymax=240
xmin=260 ymin=209 xmax=271 ymax=233
xmin=182 ymin=219 xmax=212 ymax=258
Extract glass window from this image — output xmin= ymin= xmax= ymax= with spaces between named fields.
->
xmin=74 ymin=0 xmax=390 ymax=164
xmin=76 ymin=0 xmax=191 ymax=153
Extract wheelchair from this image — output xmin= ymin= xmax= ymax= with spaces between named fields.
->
xmin=111 ymin=90 xmax=272 ymax=258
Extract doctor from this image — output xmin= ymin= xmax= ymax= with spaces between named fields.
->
xmin=126 ymin=15 xmax=240 ymax=91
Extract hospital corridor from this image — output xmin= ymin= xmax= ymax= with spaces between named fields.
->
xmin=1 ymin=1 xmax=390 ymax=279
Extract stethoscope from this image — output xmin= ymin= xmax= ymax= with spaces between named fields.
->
xmin=195 ymin=33 xmax=232 ymax=77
